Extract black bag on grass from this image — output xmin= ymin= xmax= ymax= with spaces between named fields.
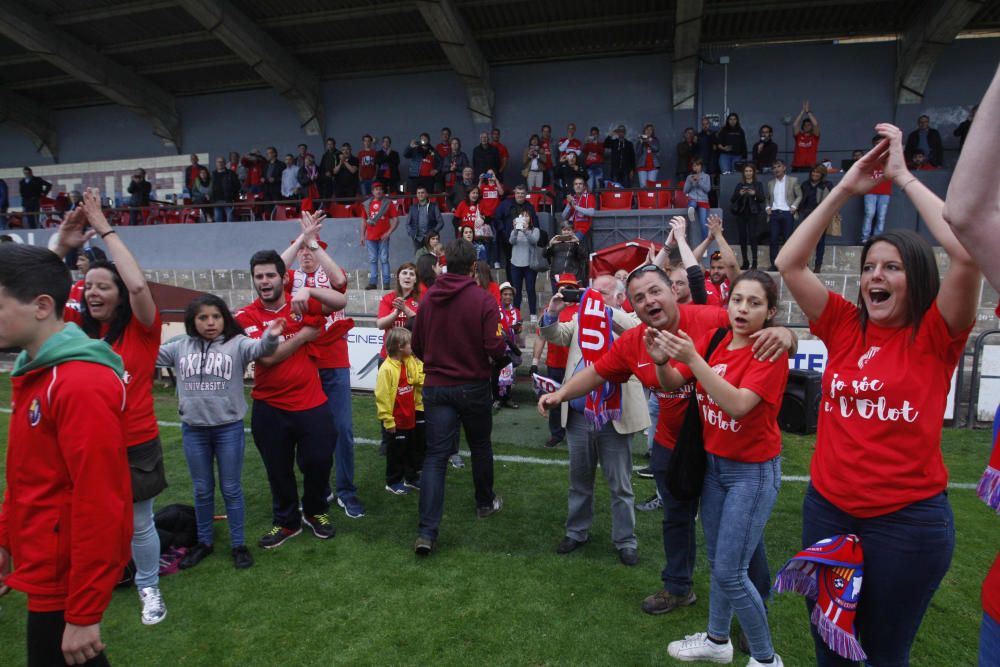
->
xmin=154 ymin=503 xmax=197 ymax=552
xmin=666 ymin=327 xmax=729 ymax=501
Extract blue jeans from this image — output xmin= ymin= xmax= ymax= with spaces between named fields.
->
xmin=360 ymin=179 xmax=373 ymax=196
xmin=319 ymin=367 xmax=357 ymax=500
xmin=366 ymin=238 xmax=390 ymax=286
xmin=701 ymin=454 xmax=781 ymax=661
xmin=509 ymin=264 xmax=538 ymax=316
xmin=689 ymin=203 xmax=709 ymax=240
xmin=646 ymin=394 xmax=659 ymax=453
xmin=637 ymin=169 xmax=658 ymax=187
xmin=768 ymin=210 xmax=795 ymax=265
xmin=719 ymin=154 xmax=740 ymax=173
xmin=132 ymin=497 xmax=160 ymax=589
xmin=981 ymin=612 xmax=1000 ymax=667
xmin=587 ymin=165 xmax=604 ymax=192
xmin=213 ymin=204 xmax=233 ymax=223
xmin=181 ymin=421 xmax=246 ymax=546
xmin=418 ymin=382 xmax=496 ymax=540
xmin=650 ymin=443 xmax=699 ymax=595
xmin=862 ymin=193 xmax=890 ymax=241
xmin=802 ymin=485 xmax=955 ymax=666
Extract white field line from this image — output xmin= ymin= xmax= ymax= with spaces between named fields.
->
xmin=0 ymin=409 xmax=979 ymax=490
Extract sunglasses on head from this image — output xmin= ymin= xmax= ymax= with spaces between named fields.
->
xmin=710 ymin=251 xmax=723 ymax=261
xmin=625 ymin=263 xmax=672 ymax=287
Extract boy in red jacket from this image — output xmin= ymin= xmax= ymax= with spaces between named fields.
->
xmin=0 ymin=244 xmax=132 ymax=666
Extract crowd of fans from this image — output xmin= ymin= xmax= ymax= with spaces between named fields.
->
xmin=0 ymin=79 xmax=995 ymax=667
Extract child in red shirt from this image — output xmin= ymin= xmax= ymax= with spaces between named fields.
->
xmin=375 ymin=328 xmax=425 ymax=495
xmin=494 ymin=282 xmax=522 ymax=410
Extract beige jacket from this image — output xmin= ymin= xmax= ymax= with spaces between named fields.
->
xmin=539 ymin=308 xmax=650 ymax=434
xmin=766 ymin=175 xmax=803 ymax=218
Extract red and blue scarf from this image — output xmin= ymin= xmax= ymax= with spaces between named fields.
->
xmin=577 ymin=288 xmax=621 ymax=428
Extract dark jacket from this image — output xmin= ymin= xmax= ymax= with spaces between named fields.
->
xmin=495 ymin=199 xmax=539 ymax=243
xmin=752 ymin=139 xmax=778 ymax=170
xmin=319 ymin=149 xmax=339 ymax=177
xmin=20 ymin=175 xmax=52 ymax=204
xmin=676 ymin=139 xmax=695 ymax=178
xmin=375 ymin=149 xmax=400 ymax=184
xmin=603 ymin=136 xmax=635 ymax=179
xmin=406 ymin=200 xmax=444 ymax=244
xmin=211 ymin=169 xmax=241 ymax=203
xmin=730 ymin=180 xmax=765 ymax=216
xmin=695 ymin=129 xmax=716 ymax=164
xmin=411 ymin=272 xmax=507 ymax=387
xmin=904 ymin=127 xmax=944 ymax=167
xmin=0 ymin=179 xmax=8 ymax=211
xmin=126 ymin=178 xmax=151 ymax=206
xmin=472 ymin=144 xmax=501 ymax=177
xmin=716 ymin=126 xmax=747 ymax=158
xmin=404 ymin=144 xmax=436 ymax=179
xmin=543 ymin=235 xmax=587 ymax=278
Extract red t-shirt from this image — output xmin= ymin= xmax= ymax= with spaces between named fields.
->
xmin=487 ymin=282 xmax=501 ymax=304
xmin=540 ymin=138 xmax=554 ymax=169
xmin=867 ymin=169 xmax=892 ymax=196
xmin=500 ymin=303 xmax=521 ymax=335
xmin=435 ymin=142 xmax=451 ymax=160
xmin=364 ymin=198 xmax=398 ymax=241
xmin=793 ymin=132 xmax=819 ymax=168
xmin=358 ymin=148 xmax=377 ymax=181
xmin=594 ymin=305 xmax=728 ymax=448
xmin=638 ymin=150 xmax=655 ymax=172
xmin=582 ymin=140 xmax=604 ymax=166
xmin=479 ymin=184 xmax=500 ymax=217
xmin=545 ymin=305 xmax=578 ymax=369
xmin=287 ymin=268 xmax=351 ymax=369
xmin=65 ymin=309 xmax=161 ymax=447
xmin=492 ymin=141 xmax=509 ymax=166
xmin=378 ymin=291 xmax=419 ymax=359
xmin=705 ymin=278 xmax=731 ymax=307
xmin=809 ymin=291 xmax=971 ymax=517
xmin=558 ymin=137 xmax=581 ymax=157
xmin=568 ymin=192 xmax=596 ymax=235
xmin=67 ymin=279 xmax=84 ymax=313
xmin=674 ymin=329 xmax=787 ymax=462
xmin=241 ymin=156 xmax=263 ymax=186
xmin=235 ymin=298 xmax=327 ymax=411
xmin=454 ymin=201 xmax=480 ymax=229
xmin=393 ymin=364 xmax=417 ymax=430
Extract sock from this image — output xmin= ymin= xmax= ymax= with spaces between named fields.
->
xmin=707 ymin=635 xmax=728 ymax=645
xmin=755 ymin=657 xmax=774 ymax=664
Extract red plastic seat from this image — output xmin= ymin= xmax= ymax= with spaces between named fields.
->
xmin=273 ymin=205 xmax=299 ymax=221
xmin=636 ymin=190 xmax=671 ymax=209
xmin=672 ymin=190 xmax=689 ymax=208
xmin=649 ymin=179 xmax=673 ymax=190
xmin=327 ymin=203 xmax=355 ymax=218
xmin=599 ymin=191 xmax=633 ymax=210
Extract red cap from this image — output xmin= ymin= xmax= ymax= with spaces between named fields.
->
xmin=555 ymin=273 xmax=580 ymax=287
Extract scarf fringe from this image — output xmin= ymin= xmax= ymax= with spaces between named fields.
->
xmin=773 ymin=565 xmax=818 ymax=599
xmin=977 ymin=466 xmax=1000 ymax=513
xmin=811 ymin=604 xmax=867 ymax=662
xmin=585 ymin=407 xmax=621 ymax=430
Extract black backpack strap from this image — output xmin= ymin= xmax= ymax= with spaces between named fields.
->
xmin=703 ymin=327 xmax=730 ymax=362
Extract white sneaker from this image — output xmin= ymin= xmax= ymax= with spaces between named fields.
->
xmin=747 ymin=655 xmax=783 ymax=667
xmin=139 ymin=585 xmax=167 ymax=625
xmin=667 ymin=632 xmax=733 ymax=663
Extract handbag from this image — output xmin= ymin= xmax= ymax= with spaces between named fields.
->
xmin=665 ymin=327 xmax=730 ymax=501
xmin=529 ymin=242 xmax=550 ymax=273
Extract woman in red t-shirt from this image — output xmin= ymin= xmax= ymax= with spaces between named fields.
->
xmin=650 ymin=270 xmax=788 ymax=666
xmin=51 ymin=189 xmax=169 ymax=626
xmin=376 ymin=262 xmax=419 ymax=359
xmin=776 ymin=124 xmax=979 ymax=665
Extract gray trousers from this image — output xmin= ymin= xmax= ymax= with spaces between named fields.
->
xmin=565 ymin=411 xmax=637 ymax=550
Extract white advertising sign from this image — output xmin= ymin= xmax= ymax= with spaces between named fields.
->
xmin=347 ymin=327 xmax=383 ymax=391
xmin=977 ymin=345 xmax=1000 ymax=422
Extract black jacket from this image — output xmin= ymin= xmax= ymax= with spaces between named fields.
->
xmin=603 ymin=136 xmax=635 ymax=177
xmin=730 ymin=180 xmax=765 ymax=216
xmin=904 ymin=128 xmax=944 ymax=167
xmin=127 ymin=178 xmax=151 ymax=206
xmin=211 ymin=169 xmax=241 ymax=202
xmin=20 ymin=176 xmax=52 ymax=203
xmin=472 ymin=144 xmax=501 ymax=178
xmin=375 ymin=149 xmax=400 ymax=183
xmin=543 ymin=236 xmax=587 ymax=278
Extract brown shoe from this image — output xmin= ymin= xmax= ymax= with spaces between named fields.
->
xmin=477 ymin=495 xmax=504 ymax=518
xmin=641 ymin=589 xmax=697 ymax=615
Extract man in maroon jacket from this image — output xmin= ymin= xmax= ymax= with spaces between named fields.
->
xmin=411 ymin=239 xmax=508 ymax=554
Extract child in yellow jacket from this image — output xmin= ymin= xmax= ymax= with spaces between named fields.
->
xmin=375 ymin=328 xmax=424 ymax=495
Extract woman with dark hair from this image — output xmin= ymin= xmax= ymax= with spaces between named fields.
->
xmin=376 ymin=262 xmax=419 ymax=359
xmin=474 ymin=259 xmax=501 ymax=303
xmin=799 ymin=164 xmax=833 ymax=273
xmin=52 ymin=188 xmax=171 ymax=626
xmin=717 ymin=113 xmax=748 ymax=175
xmin=191 ymin=166 xmax=214 ymax=221
xmin=650 ymin=269 xmax=788 ymax=666
xmin=444 ymin=137 xmax=469 ymax=192
xmin=729 ymin=163 xmax=765 ymax=270
xmin=415 ymin=252 xmax=441 ymax=296
xmin=523 ymin=134 xmax=544 ymax=190
xmin=775 ymin=124 xmax=979 ymax=665
xmin=156 ymin=295 xmax=284 ymax=570
xmin=414 ymin=230 xmax=443 ymax=263
xmin=635 ymin=122 xmax=661 ymax=187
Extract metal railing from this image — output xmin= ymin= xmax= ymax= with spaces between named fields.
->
xmin=966 ymin=329 xmax=1000 ymax=429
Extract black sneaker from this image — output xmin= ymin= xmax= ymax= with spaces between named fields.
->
xmin=231 ymin=545 xmax=254 ymax=569
xmin=302 ymin=513 xmax=336 ymax=539
xmin=635 ymin=466 xmax=654 ymax=479
xmin=477 ymin=495 xmax=504 ymax=518
xmin=556 ymin=536 xmax=587 ymax=554
xmin=258 ymin=525 xmax=302 ymax=549
xmin=179 ymin=542 xmax=213 ymax=569
xmin=544 ymin=435 xmax=563 ymax=448
xmin=414 ymin=535 xmax=434 ymax=556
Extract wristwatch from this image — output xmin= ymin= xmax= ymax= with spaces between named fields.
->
xmin=306 ymin=240 xmax=320 ymax=250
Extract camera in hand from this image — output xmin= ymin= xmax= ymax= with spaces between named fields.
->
xmin=560 ymin=288 xmax=583 ymax=303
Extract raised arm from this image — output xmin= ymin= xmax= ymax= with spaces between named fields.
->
xmin=943 ymin=65 xmax=1000 ymax=291
xmin=707 ymin=214 xmax=741 ymax=283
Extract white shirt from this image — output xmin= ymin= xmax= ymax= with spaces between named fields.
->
xmin=772 ymin=176 xmax=789 ymax=211
xmin=281 ymin=165 xmax=300 ymax=197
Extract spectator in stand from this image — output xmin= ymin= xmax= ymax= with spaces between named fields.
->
xmin=909 ymin=149 xmax=938 ymax=171
xmin=752 ymin=125 xmax=778 ymax=173
xmin=862 ymin=135 xmax=893 ymax=244
xmin=184 ymin=154 xmax=202 ymax=193
xmin=297 ymin=154 xmax=320 ymax=202
xmin=791 ymin=101 xmax=821 ymax=172
xmin=229 ymin=151 xmax=246 ymax=192
xmin=190 ymin=166 xmax=213 ymax=220
xmin=443 ymin=137 xmax=469 ymax=194
xmin=415 ymin=230 xmax=443 ymax=263
xmin=491 ymin=128 xmax=510 ymax=182
xmin=126 ymin=168 xmax=150 ymax=227
xmin=376 ymin=136 xmax=401 ymax=194
xmin=407 ymin=186 xmax=444 ymax=252
xmin=404 ymin=133 xmax=438 ymax=194
xmin=716 ymin=113 xmax=748 ymax=175
xmin=411 ymin=239 xmax=507 ymax=555
xmin=563 ymin=175 xmax=596 ymax=246
xmin=294 ymin=143 xmax=312 ymax=169
xmin=799 ymin=164 xmax=833 ymax=273
xmin=555 ymin=152 xmax=586 ymax=204
xmin=604 ymin=125 xmax=636 ymax=187
xmin=357 ymin=134 xmax=377 ymax=197
xmin=434 ymin=128 xmax=452 ymax=193
xmin=558 ymin=123 xmax=582 ymax=162
xmin=696 ymin=116 xmax=717 ymax=174
xmin=544 ymin=219 xmax=587 ymax=290
xmin=0 ymin=176 xmax=7 ymax=229
xmin=479 ymin=171 xmax=504 ymax=268
xmin=318 ymin=137 xmax=338 ymax=201
xmin=333 ymin=143 xmax=359 ymax=200
xmin=523 ymin=134 xmax=545 ymax=190
xmin=954 ymin=104 xmax=976 ymax=150
xmin=262 ymin=146 xmax=284 ymax=203
xmin=730 ymin=163 xmax=766 ymax=270
xmin=634 ymin=123 xmax=661 ymax=187
xmin=765 ymin=160 xmax=802 ymax=271
xmin=583 ymin=126 xmax=605 ymax=191
xmin=280 ymin=154 xmax=300 ymax=201
xmin=492 ymin=180 xmax=528 ymax=274
xmin=676 ymin=127 xmax=697 ymax=180
xmin=473 ymin=132 xmax=501 ymax=182
xmin=540 ymin=124 xmax=556 ymax=186
xmin=905 ymin=114 xmax=944 ymax=167
xmin=461 ymin=225 xmax=488 ymax=262
xmin=451 ymin=166 xmax=478 ymax=210
xmin=211 ymin=156 xmax=240 ymax=223
xmin=507 ymin=191 xmax=542 ymax=322
xmin=241 ymin=149 xmax=265 ymax=195
xmin=360 ymin=182 xmax=399 ymax=290
xmin=454 ymin=186 xmax=494 ymax=264
xmin=683 ymin=158 xmax=712 ymax=241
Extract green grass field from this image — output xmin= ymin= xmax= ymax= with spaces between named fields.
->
xmin=0 ymin=379 xmax=997 ymax=666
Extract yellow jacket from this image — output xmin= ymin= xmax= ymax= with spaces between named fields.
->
xmin=375 ymin=355 xmax=425 ymax=430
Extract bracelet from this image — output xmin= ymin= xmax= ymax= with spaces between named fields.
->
xmin=900 ymin=178 xmax=918 ymax=193
xmin=100 ymin=230 xmax=116 ymax=239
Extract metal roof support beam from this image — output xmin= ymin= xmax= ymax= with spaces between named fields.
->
xmin=0 ymin=4 xmax=181 ymax=149
xmin=896 ymin=0 xmax=985 ymax=104
xmin=176 ymin=0 xmax=325 ymax=136
xmin=416 ymin=0 xmax=494 ymax=127
xmin=0 ymin=89 xmax=58 ymax=160
xmin=672 ymin=0 xmax=704 ymax=110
